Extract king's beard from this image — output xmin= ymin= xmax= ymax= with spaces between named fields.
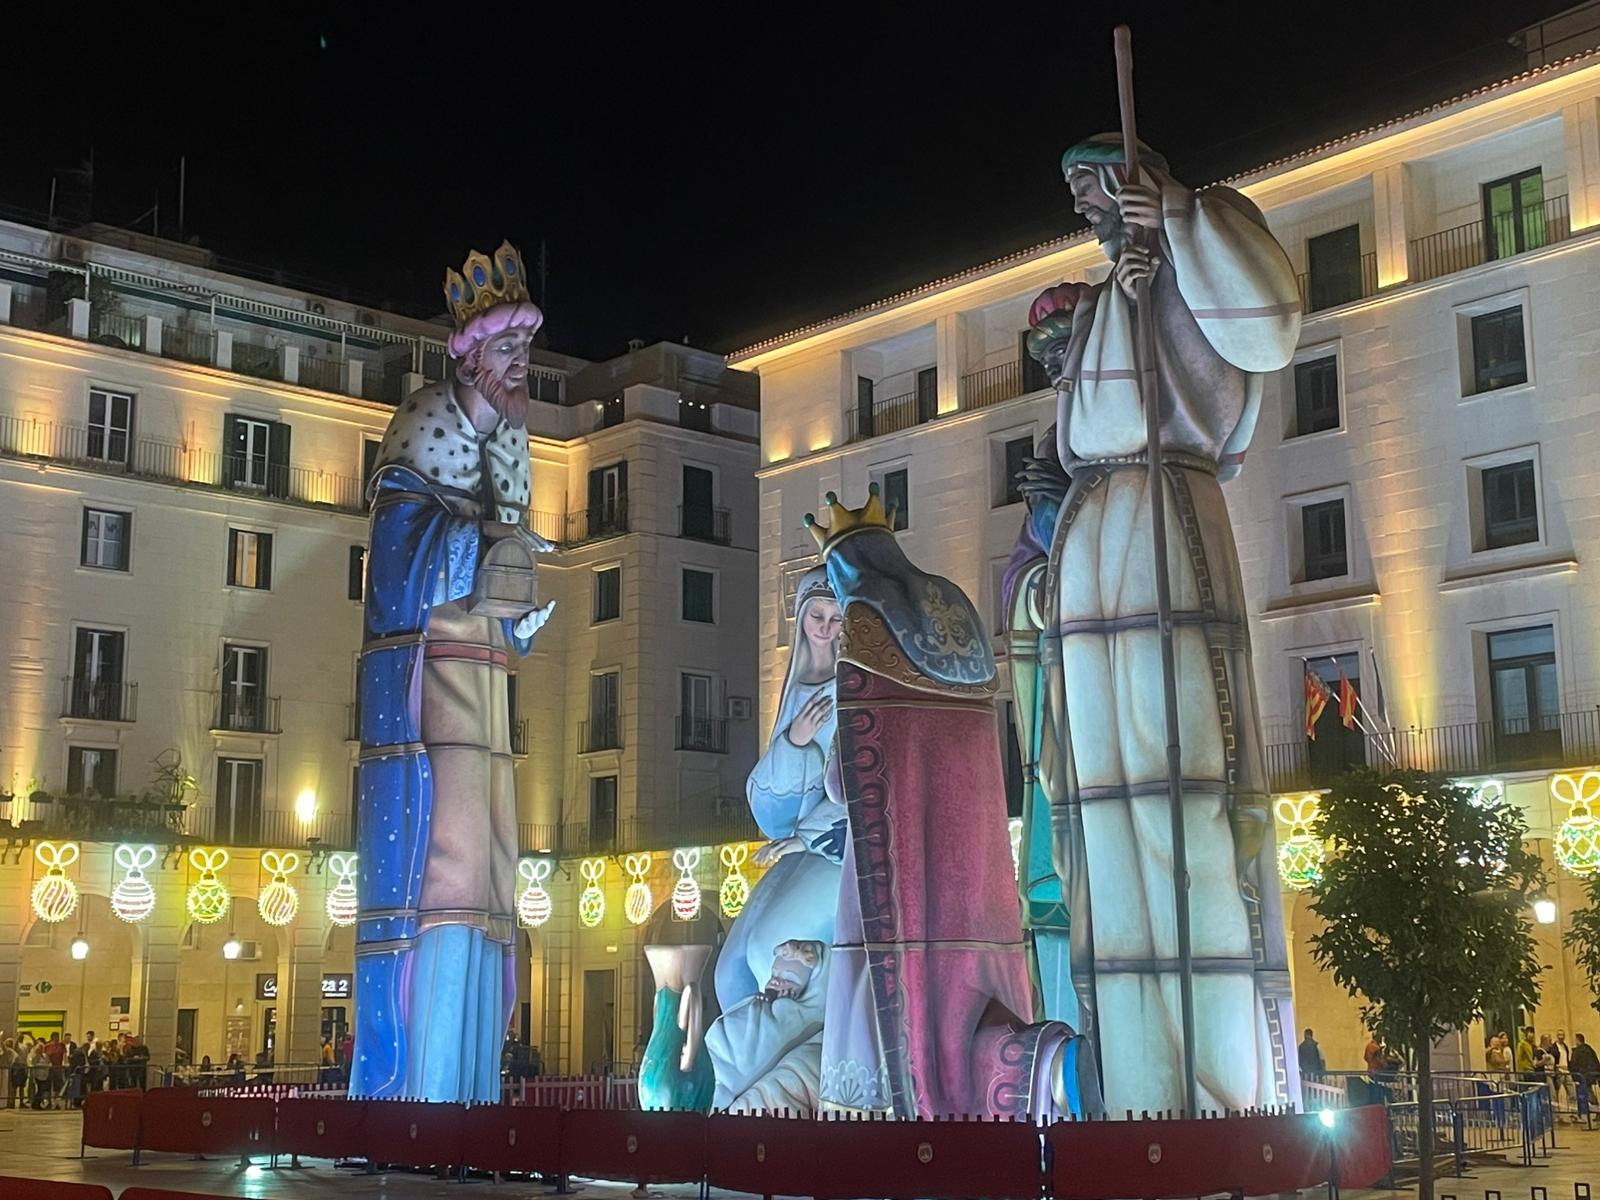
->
xmin=459 ymin=347 xmax=530 ymax=429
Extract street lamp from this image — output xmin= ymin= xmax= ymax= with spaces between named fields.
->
xmin=1533 ymin=893 xmax=1558 ymax=925
xmin=222 ymin=936 xmax=242 ymax=960
xmin=70 ymin=935 xmax=89 ymax=961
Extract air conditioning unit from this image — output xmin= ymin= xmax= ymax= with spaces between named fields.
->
xmin=726 ymin=696 xmax=753 ymax=721
xmin=238 ymin=940 xmax=261 ymax=961
xmin=308 ymin=301 xmax=327 ymax=316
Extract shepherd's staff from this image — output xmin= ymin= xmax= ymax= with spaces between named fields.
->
xmin=1114 ymin=23 xmax=1198 ymax=1117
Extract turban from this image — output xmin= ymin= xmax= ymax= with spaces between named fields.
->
xmin=1025 ymin=282 xmax=1087 ymax=364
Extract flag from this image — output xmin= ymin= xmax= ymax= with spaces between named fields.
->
xmin=1304 ymin=668 xmax=1328 ymax=739
xmin=1338 ymin=666 xmax=1358 ymax=731
xmin=1367 ymin=647 xmax=1391 ymax=732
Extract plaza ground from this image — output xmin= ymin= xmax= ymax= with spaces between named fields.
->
xmin=7 ymin=1104 xmax=1600 ymax=1200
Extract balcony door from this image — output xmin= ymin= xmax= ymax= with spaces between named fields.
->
xmin=682 ymin=465 xmax=715 ymax=540
xmin=1483 ymin=169 xmax=1545 ymax=261
xmin=86 ymin=388 xmax=133 ymax=466
xmin=1488 ymin=625 xmax=1560 ymax=767
xmin=72 ymin=628 xmax=125 ymax=720
xmin=1305 ymin=654 xmax=1364 ymax=783
xmin=915 ymin=367 xmax=938 ymax=423
xmin=222 ymin=644 xmax=267 ymax=731
xmin=216 ymin=757 xmax=264 ymax=844
xmin=589 ymin=776 xmax=619 ymax=851
xmin=681 ymin=672 xmax=715 ymax=750
xmin=587 ymin=461 xmax=627 ymax=536
xmin=1306 ymin=225 xmax=1361 ymax=312
xmin=589 ymin=670 xmax=620 ymax=750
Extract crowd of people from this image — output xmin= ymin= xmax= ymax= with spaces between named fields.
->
xmin=501 ymin=1032 xmax=544 ymax=1082
xmin=0 ymin=1030 xmax=151 ymax=1109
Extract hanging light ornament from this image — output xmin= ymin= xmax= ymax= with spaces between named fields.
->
xmin=578 ymin=858 xmax=607 ymax=928
xmin=719 ymin=844 xmax=750 ymax=919
xmin=1553 ymin=770 xmax=1600 ymax=878
xmin=623 ymin=853 xmax=653 ymax=925
xmin=30 ymin=841 xmax=80 ymax=924
xmin=671 ymin=848 xmax=702 ymax=921
xmin=326 ymin=853 xmax=359 ymax=927
xmin=1274 ymin=794 xmax=1325 ymax=892
xmin=110 ymin=844 xmax=158 ymax=923
xmin=186 ymin=848 xmax=231 ymax=924
xmin=1008 ymin=817 xmax=1024 ymax=882
xmin=257 ymin=851 xmax=301 ymax=926
xmin=517 ymin=858 xmax=553 ymax=928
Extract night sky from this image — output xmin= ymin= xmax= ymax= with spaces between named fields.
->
xmin=1 ymin=2 xmax=1576 ymax=361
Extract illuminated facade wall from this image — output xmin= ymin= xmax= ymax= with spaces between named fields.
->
xmin=740 ymin=53 xmax=1600 ymax=1072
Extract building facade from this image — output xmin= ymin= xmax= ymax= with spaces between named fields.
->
xmin=0 ymin=221 xmax=765 ymax=1076
xmin=735 ymin=49 xmax=1600 ymax=1072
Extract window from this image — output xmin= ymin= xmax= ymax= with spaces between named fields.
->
xmin=915 ymin=367 xmax=938 ymax=422
xmin=588 ymin=671 xmax=620 ymax=751
xmin=86 ymin=388 xmax=133 ymax=465
xmin=856 ymin=376 xmax=876 ymax=438
xmin=586 ymin=462 xmax=627 ymax=538
xmin=1487 ymin=625 xmax=1560 ymax=766
xmin=589 ymin=775 xmax=618 ymax=850
xmin=1483 ymin=169 xmax=1546 ymax=261
xmin=1301 ymin=499 xmax=1348 ymax=581
xmin=361 ymin=438 xmax=382 ymax=490
xmin=70 ymin=628 xmax=125 ymax=720
xmin=1292 ymin=357 xmax=1340 ymax=437
xmin=1000 ymin=436 xmax=1032 ymax=507
xmin=682 ymin=568 xmax=715 ymax=624
xmin=680 ymin=672 xmax=719 ymax=751
xmin=882 ymin=468 xmax=909 ymax=532
xmin=1306 ymin=225 xmax=1362 ymax=312
xmin=682 ymin=465 xmax=717 ymax=540
xmin=1305 ymin=653 xmax=1364 ymax=782
xmin=593 ymin=566 xmax=621 ymax=622
xmin=1471 ymin=308 xmax=1528 ymax=393
xmin=347 ymin=545 xmax=366 ymax=602
xmin=227 ymin=529 xmax=273 ymax=589
xmin=221 ymin=644 xmax=267 ymax=731
xmin=1482 ymin=461 xmax=1538 ymax=549
xmin=223 ymin=415 xmax=291 ymax=497
xmin=67 ymin=746 xmax=118 ymax=798
xmin=216 ymin=758 xmax=264 ymax=844
xmin=1019 ymin=331 xmax=1051 ymax=394
xmin=81 ymin=507 xmax=131 ymax=570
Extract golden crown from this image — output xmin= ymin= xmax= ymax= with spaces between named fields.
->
xmin=804 ymin=484 xmax=896 ymax=556
xmin=443 ymin=241 xmax=530 ymax=328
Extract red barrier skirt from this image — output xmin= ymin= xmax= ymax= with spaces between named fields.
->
xmin=1336 ymin=1104 xmax=1394 ymax=1189
xmin=81 ymin=1089 xmax=142 ymax=1150
xmin=705 ymin=1113 xmax=831 ymax=1198
xmin=362 ymin=1099 xmax=465 ymax=1169
xmin=0 ymin=1177 xmax=114 ymax=1200
xmin=825 ymin=1116 xmax=1042 ymax=1200
xmin=563 ymin=1109 xmax=707 ymax=1185
xmin=135 ymin=1090 xmax=274 ymax=1159
xmin=1050 ymin=1116 xmax=1244 ymax=1199
xmin=458 ymin=1104 xmax=564 ymax=1175
xmin=1229 ymin=1113 xmax=1333 ymax=1195
xmin=123 ymin=1190 xmax=253 ymax=1200
xmin=274 ymin=1097 xmax=370 ymax=1160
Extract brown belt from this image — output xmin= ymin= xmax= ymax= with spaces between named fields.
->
xmin=423 ymin=640 xmax=508 ymax=668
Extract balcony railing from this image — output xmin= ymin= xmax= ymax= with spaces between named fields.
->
xmin=184 ymin=805 xmax=353 ymax=850
xmin=581 ymin=715 xmax=623 ymax=753
xmin=88 ymin=310 xmax=146 ymax=350
xmin=0 ymin=413 xmax=366 ymax=514
xmin=566 ymin=499 xmax=629 ymax=545
xmin=677 ymin=715 xmax=729 ymax=753
xmin=679 ymin=505 xmax=731 ymax=545
xmin=61 ymin=676 xmax=138 ymax=722
xmin=845 ymin=391 xmax=935 ymax=442
xmin=232 ymin=341 xmax=280 ymax=381
xmin=3 ymin=795 xmax=352 ymax=850
xmin=528 ymin=509 xmax=567 ymax=547
xmin=1264 ymin=707 xmax=1600 ymax=792
xmin=1295 ymin=252 xmax=1380 ymax=314
xmin=958 ymin=360 xmax=1030 ymax=412
xmin=161 ymin=323 xmax=213 ymax=366
xmin=298 ymin=354 xmax=343 ymax=393
xmin=517 ymin=808 xmax=764 ymax=857
xmin=211 ymin=693 xmax=283 ymax=735
xmin=511 ymin=717 xmax=530 ymax=756
xmin=1409 ymin=195 xmax=1571 ymax=284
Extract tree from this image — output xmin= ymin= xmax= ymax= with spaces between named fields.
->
xmin=1563 ymin=875 xmax=1600 ymax=1012
xmin=1308 ymin=770 xmax=1545 ymax=1200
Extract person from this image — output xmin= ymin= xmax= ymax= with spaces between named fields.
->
xmin=226 ymin=1052 xmax=245 ymax=1087
xmin=197 ymin=1055 xmax=214 ymax=1086
xmin=86 ymin=1042 xmax=105 ymax=1094
xmin=1519 ymin=1026 xmax=1540 ymax=1080
xmin=1298 ymin=1029 xmax=1326 ymax=1080
xmin=252 ymin=1051 xmax=274 ymax=1086
xmin=67 ymin=1039 xmax=87 ymax=1108
xmin=1364 ymin=1034 xmax=1384 ymax=1074
xmin=320 ymin=1037 xmax=336 ymax=1085
xmin=338 ymin=1030 xmax=354 ymax=1082
xmin=0 ymin=1037 xmax=15 ymax=1108
xmin=1551 ymin=1030 xmax=1572 ymax=1106
xmin=1021 ymin=131 xmax=1303 ymax=1113
xmin=1487 ymin=1031 xmax=1513 ymax=1074
xmin=527 ymin=1045 xmax=543 ymax=1079
xmin=29 ymin=1041 xmax=50 ymax=1110
xmin=45 ymin=1033 xmax=66 ymax=1107
xmin=123 ymin=1036 xmax=150 ymax=1091
xmin=705 ymin=568 xmax=847 ymax=1114
xmin=1570 ymin=1033 xmax=1599 ymax=1119
xmin=353 ymin=241 xmax=556 ymax=1105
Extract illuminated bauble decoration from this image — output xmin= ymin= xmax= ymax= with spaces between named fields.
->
xmin=671 ymin=848 xmax=702 ymax=921
xmin=186 ymin=848 xmax=231 ymax=924
xmin=623 ymin=853 xmax=653 ymax=926
xmin=1274 ymin=794 xmax=1325 ymax=892
xmin=1554 ymin=771 xmax=1600 ymax=878
xmin=30 ymin=841 xmax=80 ymax=924
xmin=578 ymin=858 xmax=607 ymax=928
xmin=719 ymin=844 xmax=750 ymax=919
xmin=257 ymin=851 xmax=301 ymax=926
xmin=1008 ymin=817 xmax=1024 ymax=882
xmin=111 ymin=844 xmax=158 ymax=923
xmin=517 ymin=858 xmax=553 ymax=928
xmin=326 ymin=852 xmax=359 ymax=927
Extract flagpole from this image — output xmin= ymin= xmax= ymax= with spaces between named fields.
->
xmin=1115 ymin=23 xmax=1198 ymax=1119
xmin=1311 ymin=654 xmax=1398 ymax=764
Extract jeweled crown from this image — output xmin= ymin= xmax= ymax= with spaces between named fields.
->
xmin=443 ymin=241 xmax=530 ymax=328
xmin=804 ymin=484 xmax=896 ymax=557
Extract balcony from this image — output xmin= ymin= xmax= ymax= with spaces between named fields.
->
xmin=517 ymin=808 xmax=764 ymax=857
xmin=679 ymin=504 xmax=731 ymax=545
xmin=61 ymin=676 xmax=138 ymax=722
xmin=1409 ymin=194 xmax=1571 ymax=284
xmin=958 ymin=360 xmax=1033 ymax=412
xmin=183 ymin=805 xmax=353 ymax=850
xmin=677 ymin=715 xmax=730 ymax=754
xmin=211 ymin=693 xmax=283 ymax=735
xmin=511 ymin=717 xmax=530 ymax=756
xmin=581 ymin=715 xmax=623 ymax=753
xmin=0 ymin=414 xmax=366 ymax=514
xmin=1263 ymin=707 xmax=1600 ymax=792
xmin=846 ymin=391 xmax=935 ymax=443
xmin=1295 ymin=252 xmax=1379 ymax=314
xmin=565 ymin=498 xmax=629 ymax=545
xmin=2 ymin=793 xmax=351 ymax=850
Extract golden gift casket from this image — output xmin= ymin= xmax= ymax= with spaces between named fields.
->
xmin=468 ymin=533 xmax=539 ymax=618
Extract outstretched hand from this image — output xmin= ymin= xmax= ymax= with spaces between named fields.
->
xmin=786 ymin=689 xmax=833 ymax=746
xmin=753 ymin=836 xmax=803 ymax=867
xmin=514 ymin=599 xmax=557 ymax=640
xmin=1018 ymin=453 xmax=1070 ymax=509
